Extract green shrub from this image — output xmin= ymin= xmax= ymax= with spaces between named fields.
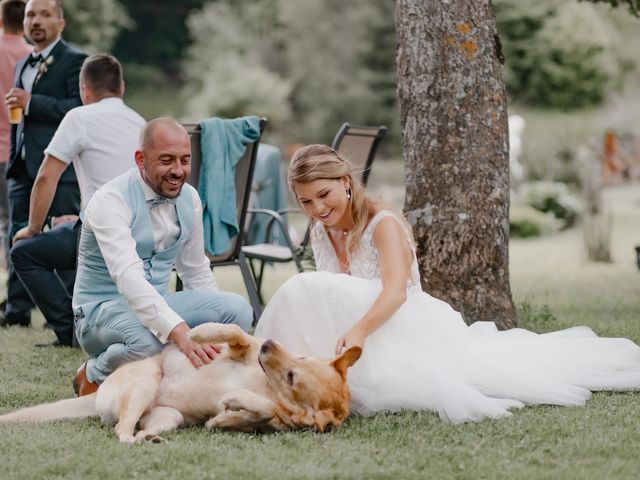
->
xmin=63 ymin=0 xmax=132 ymax=53
xmin=181 ymin=0 xmax=396 ymax=144
xmin=509 ymin=204 xmax=561 ymax=238
xmin=510 ymin=219 xmax=541 ymax=238
xmin=582 ymin=0 xmax=639 ymax=17
xmin=517 ymin=181 xmax=583 ymax=228
xmin=181 ymin=1 xmax=292 ymax=125
xmin=183 ymin=57 xmax=292 ymax=125
xmin=495 ymin=1 xmax=621 ymax=109
xmin=527 ymin=4 xmax=619 ymax=109
xmin=494 ymin=0 xmax=558 ymax=95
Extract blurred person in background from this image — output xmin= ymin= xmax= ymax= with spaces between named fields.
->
xmin=11 ymin=54 xmax=144 ymax=347
xmin=0 ymin=0 xmax=32 ymax=271
xmin=1 ymin=0 xmax=85 ymax=329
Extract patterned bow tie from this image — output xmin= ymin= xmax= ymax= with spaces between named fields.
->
xmin=146 ymin=197 xmax=177 ymax=209
xmin=28 ymin=54 xmax=43 ymax=67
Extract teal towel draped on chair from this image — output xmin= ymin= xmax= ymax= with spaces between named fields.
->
xmin=198 ymin=116 xmax=261 ymax=255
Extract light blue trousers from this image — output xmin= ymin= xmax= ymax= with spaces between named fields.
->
xmin=76 ymin=290 xmax=253 ymax=384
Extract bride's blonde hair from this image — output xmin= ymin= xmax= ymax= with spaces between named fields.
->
xmin=288 ymin=144 xmax=410 ymax=257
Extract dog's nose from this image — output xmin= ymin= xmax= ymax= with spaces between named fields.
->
xmin=261 ymin=339 xmax=275 ymax=354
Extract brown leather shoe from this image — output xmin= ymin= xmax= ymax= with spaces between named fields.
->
xmin=73 ymin=362 xmax=98 ymax=396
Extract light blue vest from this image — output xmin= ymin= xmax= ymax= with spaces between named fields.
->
xmin=73 ymin=169 xmax=195 ymax=320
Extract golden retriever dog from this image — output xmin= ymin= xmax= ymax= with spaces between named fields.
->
xmin=0 ymin=324 xmax=361 ymax=443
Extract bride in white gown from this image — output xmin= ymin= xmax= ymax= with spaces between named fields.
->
xmin=255 ymin=145 xmax=640 ymax=423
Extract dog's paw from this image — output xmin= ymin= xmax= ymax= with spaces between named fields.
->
xmin=118 ymin=434 xmax=136 ymax=444
xmin=134 ymin=430 xmax=166 ymax=444
xmin=220 ymin=393 xmax=245 ymax=412
xmin=144 ymin=434 xmax=165 ymax=444
xmin=189 ymin=323 xmax=247 ymax=346
xmin=188 ymin=323 xmax=221 ymax=343
xmin=204 ymin=417 xmax=219 ymax=429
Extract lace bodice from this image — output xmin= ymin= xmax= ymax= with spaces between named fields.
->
xmin=311 ymin=210 xmax=421 ymax=287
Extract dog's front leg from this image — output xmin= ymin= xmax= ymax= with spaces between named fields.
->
xmin=189 ymin=323 xmax=255 ymax=359
xmin=135 ymin=406 xmax=184 ymax=443
xmin=206 ymin=390 xmax=276 ymax=432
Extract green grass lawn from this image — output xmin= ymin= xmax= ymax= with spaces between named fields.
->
xmin=1 ymin=184 xmax=639 ymax=479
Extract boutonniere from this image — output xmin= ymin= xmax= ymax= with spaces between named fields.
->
xmin=34 ymin=55 xmax=55 ymax=84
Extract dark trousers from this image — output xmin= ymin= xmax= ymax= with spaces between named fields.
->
xmin=11 ymin=220 xmax=79 ymax=345
xmin=0 ymin=164 xmax=9 ymax=269
xmin=6 ymin=175 xmax=80 ymax=342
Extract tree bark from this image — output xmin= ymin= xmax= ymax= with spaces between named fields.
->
xmin=395 ymin=0 xmax=517 ymax=329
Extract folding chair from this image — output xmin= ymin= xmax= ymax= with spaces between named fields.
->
xmin=179 ymin=118 xmax=268 ymax=322
xmin=330 ymin=122 xmax=388 ymax=186
xmin=242 ymin=122 xmax=387 ymax=308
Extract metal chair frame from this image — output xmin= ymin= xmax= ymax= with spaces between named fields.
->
xmin=179 ymin=118 xmax=268 ymax=322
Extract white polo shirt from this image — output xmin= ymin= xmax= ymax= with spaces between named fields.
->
xmin=45 ymin=96 xmax=145 ymax=207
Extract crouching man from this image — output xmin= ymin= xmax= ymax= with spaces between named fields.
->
xmin=72 ymin=117 xmax=253 ymax=395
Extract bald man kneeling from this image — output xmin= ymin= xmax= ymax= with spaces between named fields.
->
xmin=72 ymin=118 xmax=253 ymax=396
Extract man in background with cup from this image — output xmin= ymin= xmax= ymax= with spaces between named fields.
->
xmin=1 ymin=0 xmax=85 ymax=331
xmin=11 ymin=54 xmax=145 ymax=348
xmin=0 ymin=0 xmax=32 ymax=270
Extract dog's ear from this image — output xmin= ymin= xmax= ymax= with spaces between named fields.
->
xmin=313 ymin=409 xmax=341 ymax=432
xmin=331 ymin=346 xmax=362 ymax=378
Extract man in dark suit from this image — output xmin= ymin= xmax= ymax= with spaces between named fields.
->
xmin=1 ymin=0 xmax=84 ymax=340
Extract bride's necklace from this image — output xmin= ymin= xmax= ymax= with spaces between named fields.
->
xmin=329 ymin=228 xmax=349 ymax=237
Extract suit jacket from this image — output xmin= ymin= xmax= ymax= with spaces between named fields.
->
xmin=7 ymin=39 xmax=86 ymax=183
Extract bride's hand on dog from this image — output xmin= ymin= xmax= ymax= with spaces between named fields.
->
xmin=169 ymin=323 xmax=221 ymax=368
xmin=335 ymin=325 xmax=366 ymax=356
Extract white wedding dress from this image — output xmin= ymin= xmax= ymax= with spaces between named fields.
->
xmin=255 ymin=211 xmax=640 ymax=423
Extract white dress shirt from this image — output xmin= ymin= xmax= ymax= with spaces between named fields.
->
xmin=82 ymin=171 xmax=217 ymax=342
xmin=44 ymin=97 xmax=145 ymax=207
xmin=21 ymin=37 xmax=60 ymax=108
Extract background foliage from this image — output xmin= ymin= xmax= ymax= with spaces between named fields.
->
xmin=181 ymin=0 xmax=398 ymax=145
xmin=583 ymin=0 xmax=639 ymax=15
xmin=60 ymin=0 xmax=638 ymax=149
xmin=63 ymin=0 xmax=132 ymax=53
xmin=181 ymin=0 xmax=292 ymax=127
xmin=494 ymin=0 xmax=622 ymax=109
xmin=111 ymin=0 xmax=208 ymax=75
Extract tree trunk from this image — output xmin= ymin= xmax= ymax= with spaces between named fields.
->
xmin=395 ymin=0 xmax=517 ymax=329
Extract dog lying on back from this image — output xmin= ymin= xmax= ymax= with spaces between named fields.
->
xmin=0 ymin=323 xmax=361 ymax=443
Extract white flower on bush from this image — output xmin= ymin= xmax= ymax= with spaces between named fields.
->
xmin=517 ymin=181 xmax=583 ymax=228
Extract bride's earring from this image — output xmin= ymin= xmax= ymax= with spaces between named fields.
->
xmin=346 ymin=187 xmax=352 ymax=199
